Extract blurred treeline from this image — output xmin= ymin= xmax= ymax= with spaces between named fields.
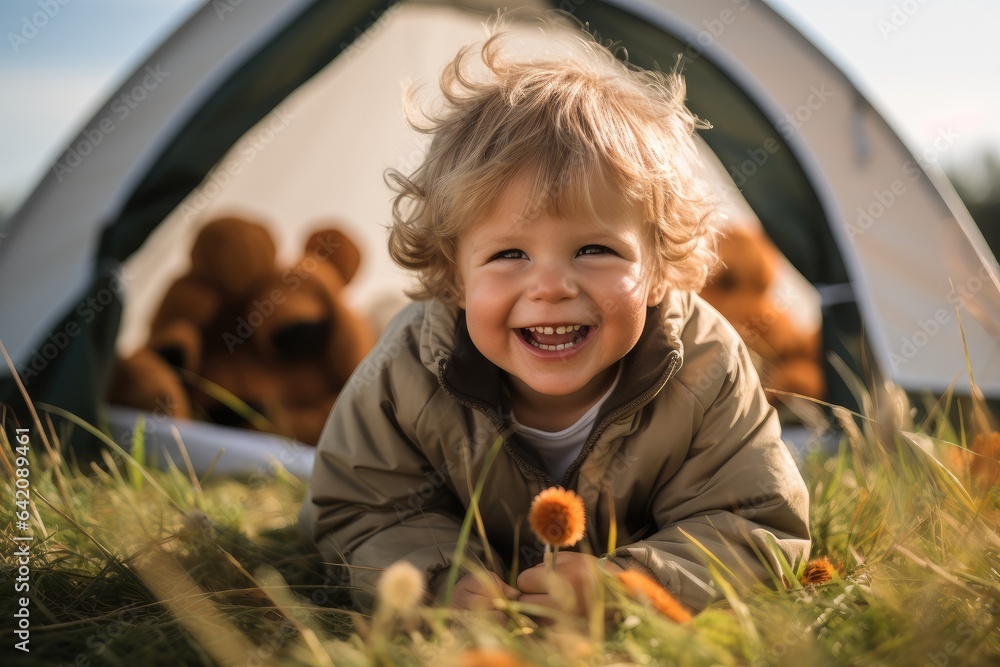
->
xmin=945 ymin=150 xmax=1000 ymax=258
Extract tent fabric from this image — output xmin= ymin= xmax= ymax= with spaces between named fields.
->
xmin=2 ymin=0 xmax=999 ymax=457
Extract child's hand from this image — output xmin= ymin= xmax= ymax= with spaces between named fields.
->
xmin=450 ymin=571 xmax=520 ymax=624
xmin=517 ymin=552 xmax=623 ymax=619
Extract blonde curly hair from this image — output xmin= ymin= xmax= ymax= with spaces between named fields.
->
xmin=386 ymin=19 xmax=718 ymax=302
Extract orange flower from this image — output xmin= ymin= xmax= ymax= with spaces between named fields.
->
xmin=970 ymin=432 xmax=1000 ymax=487
xmin=617 ymin=570 xmax=693 ymax=623
xmin=800 ymin=557 xmax=838 ymax=586
xmin=529 ymin=487 xmax=586 ymax=548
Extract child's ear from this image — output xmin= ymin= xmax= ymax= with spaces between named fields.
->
xmin=451 ymin=276 xmax=466 ymax=309
xmin=647 ymin=280 xmax=668 ymax=307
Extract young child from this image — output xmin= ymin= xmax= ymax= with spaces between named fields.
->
xmin=308 ymin=23 xmax=810 ymax=618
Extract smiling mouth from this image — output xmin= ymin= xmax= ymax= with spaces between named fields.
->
xmin=518 ymin=324 xmax=591 ymax=351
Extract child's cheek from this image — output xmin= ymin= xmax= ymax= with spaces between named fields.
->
xmin=466 ymin=279 xmax=508 ymax=320
xmin=610 ymin=271 xmax=645 ymax=300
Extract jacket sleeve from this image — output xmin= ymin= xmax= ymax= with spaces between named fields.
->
xmin=307 ymin=316 xmax=495 ymax=612
xmin=608 ymin=331 xmax=811 ymax=612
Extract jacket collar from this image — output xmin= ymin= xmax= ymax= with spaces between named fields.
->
xmin=435 ymin=290 xmax=691 ymax=422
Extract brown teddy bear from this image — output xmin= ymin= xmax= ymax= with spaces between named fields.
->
xmin=701 ymin=226 xmax=826 ymax=402
xmin=107 ymin=216 xmax=374 ymax=445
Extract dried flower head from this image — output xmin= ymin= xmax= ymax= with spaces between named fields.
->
xmin=617 ymin=570 xmax=693 ymax=623
xmin=376 ymin=561 xmax=425 ymax=614
xmin=800 ymin=557 xmax=838 ymax=586
xmin=529 ymin=487 xmax=586 ymax=548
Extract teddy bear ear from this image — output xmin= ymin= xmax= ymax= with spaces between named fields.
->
xmin=191 ymin=216 xmax=278 ymax=298
xmin=305 ymin=228 xmax=361 ymax=285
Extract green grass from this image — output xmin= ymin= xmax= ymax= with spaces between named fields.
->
xmin=2 ymin=387 xmax=999 ymax=666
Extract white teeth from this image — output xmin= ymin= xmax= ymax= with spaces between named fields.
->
xmin=525 ymin=324 xmax=584 ymax=333
xmin=522 ymin=324 xmax=588 ymax=351
xmin=528 ymin=338 xmax=578 ymax=351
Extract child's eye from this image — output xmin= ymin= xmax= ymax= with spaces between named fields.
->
xmin=578 ymin=245 xmax=614 ymax=256
xmin=490 ymin=249 xmax=527 ymax=261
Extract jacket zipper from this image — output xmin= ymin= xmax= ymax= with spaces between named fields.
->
xmin=437 ymin=362 xmax=550 ymax=485
xmin=560 ymin=350 xmax=682 ymax=486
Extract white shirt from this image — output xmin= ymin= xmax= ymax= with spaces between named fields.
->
xmin=511 ymin=364 xmax=623 ymax=481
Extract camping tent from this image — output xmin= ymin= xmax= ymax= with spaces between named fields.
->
xmin=2 ymin=0 xmax=998 ymax=470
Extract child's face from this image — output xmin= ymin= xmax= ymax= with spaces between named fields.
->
xmin=455 ymin=172 xmax=667 ymax=406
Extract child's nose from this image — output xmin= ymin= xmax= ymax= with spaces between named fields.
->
xmin=526 ymin=262 xmax=578 ymax=302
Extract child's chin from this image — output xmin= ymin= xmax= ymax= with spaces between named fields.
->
xmin=520 ymin=375 xmax=592 ymax=398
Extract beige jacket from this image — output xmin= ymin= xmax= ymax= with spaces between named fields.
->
xmin=309 ymin=291 xmax=810 ymax=612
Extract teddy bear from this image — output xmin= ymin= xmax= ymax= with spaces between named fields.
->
xmin=700 ymin=226 xmax=826 ymax=402
xmin=106 ymin=215 xmax=374 ymax=445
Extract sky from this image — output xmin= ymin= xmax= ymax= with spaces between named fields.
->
xmin=1 ymin=0 xmax=999 ymax=213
